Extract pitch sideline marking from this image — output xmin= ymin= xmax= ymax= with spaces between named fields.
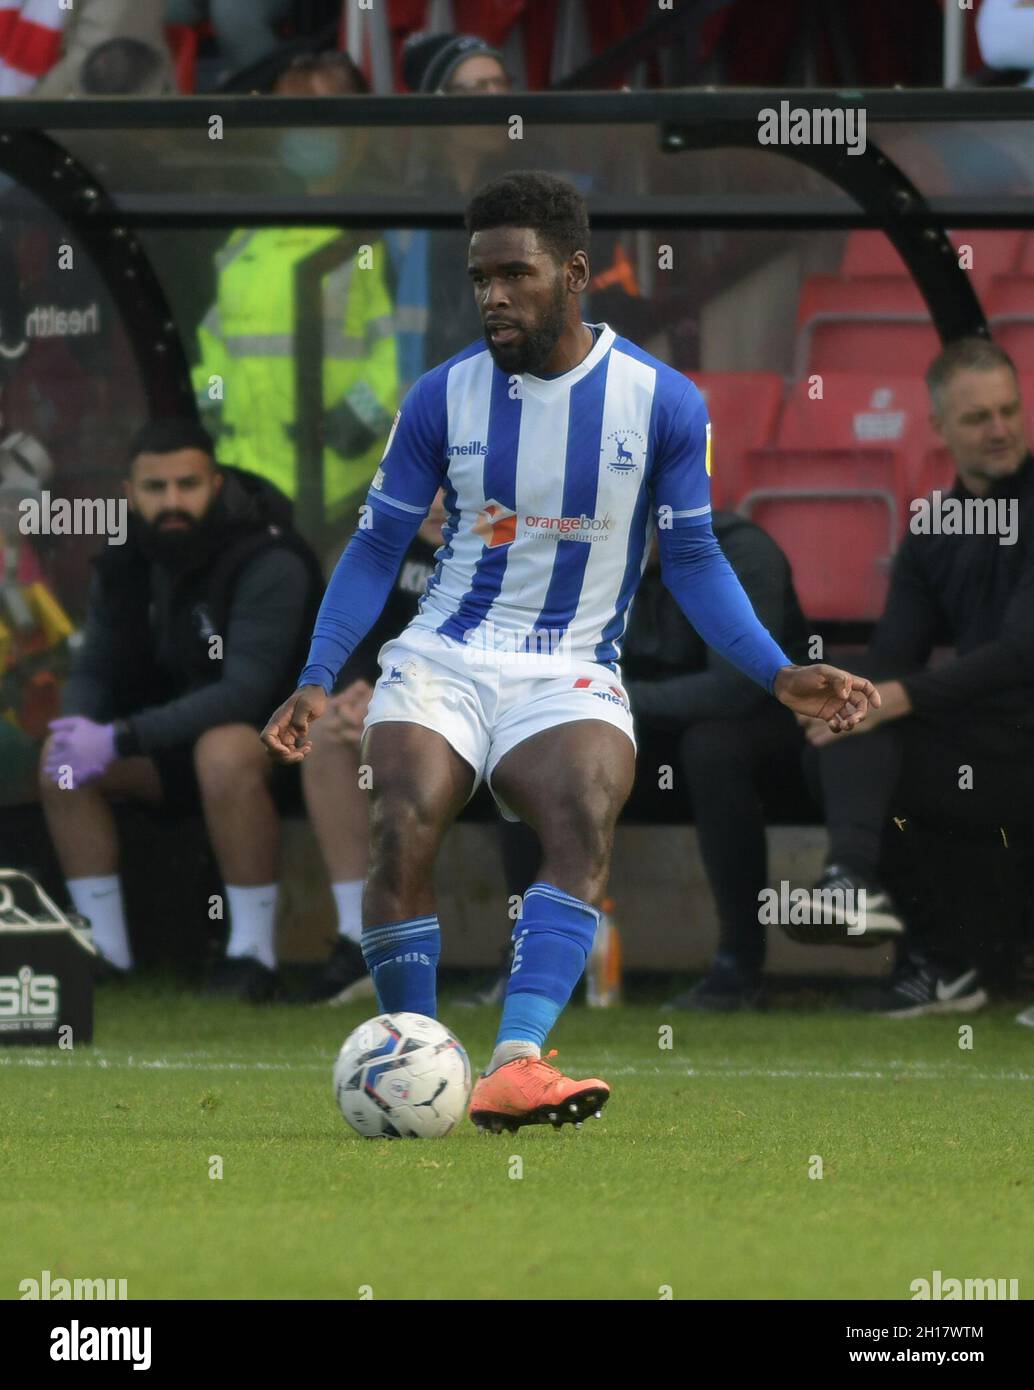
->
xmin=1 ymin=1053 xmax=1032 ymax=1082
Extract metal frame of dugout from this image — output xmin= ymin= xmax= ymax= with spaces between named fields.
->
xmin=4 ymin=87 xmax=1034 ymax=418
xmin=3 ymin=87 xmax=1033 ymax=545
xmin=2 ymin=87 xmax=1033 ymax=482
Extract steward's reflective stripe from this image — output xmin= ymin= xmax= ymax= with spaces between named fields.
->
xmin=224 ymin=333 xmax=294 ymax=357
xmin=365 ymin=314 xmax=395 ymax=345
xmin=198 ymin=304 xmax=222 ymax=336
xmin=394 ymin=305 xmax=428 ymax=333
xmin=213 ymin=230 xmax=256 ymax=271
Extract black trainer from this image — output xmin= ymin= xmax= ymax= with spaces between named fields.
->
xmin=850 ymin=962 xmax=987 ymax=1018
xmin=664 ymin=961 xmax=763 ymax=1013
xmin=301 ymin=937 xmax=374 ymax=1006
xmin=205 ymin=955 xmax=279 ymax=1003
xmin=781 ymin=863 xmax=904 ymax=947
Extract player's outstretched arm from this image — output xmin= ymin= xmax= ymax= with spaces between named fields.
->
xmin=260 ymin=684 xmax=327 ymax=763
xmin=772 ymin=664 xmax=880 ymax=733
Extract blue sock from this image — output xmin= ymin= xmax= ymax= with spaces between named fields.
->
xmin=495 ymin=883 xmax=599 ymax=1049
xmin=361 ymin=915 xmax=440 ymax=1017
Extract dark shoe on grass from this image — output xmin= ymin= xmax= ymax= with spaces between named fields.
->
xmin=665 ymin=961 xmax=763 ymax=1013
xmin=850 ymin=962 xmax=987 ymax=1018
xmin=299 ymin=937 xmax=374 ymax=1006
xmin=781 ymin=863 xmax=904 ymax=947
xmin=205 ymin=955 xmax=278 ymax=1003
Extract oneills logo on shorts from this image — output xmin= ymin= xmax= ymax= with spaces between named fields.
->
xmin=474 ymin=500 xmax=517 ymax=547
xmin=573 ymin=677 xmax=628 ymax=708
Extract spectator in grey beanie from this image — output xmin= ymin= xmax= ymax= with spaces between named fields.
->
xmin=402 ymin=31 xmax=509 ymax=94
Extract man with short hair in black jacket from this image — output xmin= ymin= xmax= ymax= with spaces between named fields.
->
xmin=39 ymin=419 xmax=322 ymax=998
xmin=798 ymin=338 xmax=1034 ymax=1017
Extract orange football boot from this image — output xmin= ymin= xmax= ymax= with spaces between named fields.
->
xmin=468 ymin=1049 xmax=610 ymax=1133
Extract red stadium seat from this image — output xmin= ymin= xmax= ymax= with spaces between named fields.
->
xmin=775 ymin=372 xmax=937 ymax=488
xmin=840 ymin=230 xmax=1022 ymax=294
xmin=739 ymin=451 xmax=901 ymax=621
xmin=796 ymin=274 xmax=939 ymax=374
xmin=740 ymin=374 xmax=939 ymax=621
xmin=985 ymin=276 xmax=1034 ymax=373
xmin=685 ymin=370 xmax=783 ymax=508
xmin=1016 ymin=236 xmax=1034 ymax=276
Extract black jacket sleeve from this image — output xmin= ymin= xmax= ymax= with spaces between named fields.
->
xmin=127 ymin=548 xmax=312 ymax=752
xmin=61 ymin=574 xmax=133 ymax=722
xmin=864 ymin=535 xmax=941 ymax=681
xmin=902 ymin=540 xmax=1034 ymax=714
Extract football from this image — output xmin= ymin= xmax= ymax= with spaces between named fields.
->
xmin=333 ymin=1012 xmax=472 ymax=1139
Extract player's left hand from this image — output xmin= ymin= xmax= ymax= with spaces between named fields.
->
xmin=797 ymin=678 xmax=912 ymax=746
xmin=773 ymin=664 xmax=880 ymax=734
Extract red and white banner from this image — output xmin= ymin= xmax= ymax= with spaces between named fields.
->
xmin=0 ymin=0 xmax=69 ymax=96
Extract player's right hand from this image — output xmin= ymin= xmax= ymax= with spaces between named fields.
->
xmin=260 ymin=685 xmax=327 ymax=763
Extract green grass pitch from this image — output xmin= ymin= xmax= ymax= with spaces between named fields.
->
xmin=2 ymin=983 xmax=1032 ymax=1301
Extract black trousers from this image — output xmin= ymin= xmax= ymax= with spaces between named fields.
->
xmin=497 ymin=702 xmax=815 ymax=978
xmin=811 ymin=716 xmax=1034 ymax=982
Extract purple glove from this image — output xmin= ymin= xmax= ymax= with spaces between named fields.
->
xmin=45 ymin=717 xmax=117 ymax=786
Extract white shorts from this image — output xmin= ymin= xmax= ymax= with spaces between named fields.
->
xmin=362 ymin=626 xmax=637 ymax=822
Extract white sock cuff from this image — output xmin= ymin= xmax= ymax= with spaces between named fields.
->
xmin=331 ymin=879 xmax=365 ymax=943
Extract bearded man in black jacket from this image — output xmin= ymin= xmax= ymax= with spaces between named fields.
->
xmin=38 ymin=419 xmax=322 ymax=998
xmin=797 ymin=338 xmax=1034 ymax=1018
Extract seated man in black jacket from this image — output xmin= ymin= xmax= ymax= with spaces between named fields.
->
xmin=493 ymin=509 xmax=815 ymax=1011
xmin=295 ymin=490 xmax=447 ymax=1003
xmin=797 ymin=338 xmax=1034 ymax=1017
xmin=39 ymin=419 xmax=322 ymax=998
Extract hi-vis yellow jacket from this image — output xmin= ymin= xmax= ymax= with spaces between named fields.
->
xmin=191 ymin=228 xmax=399 ymax=518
